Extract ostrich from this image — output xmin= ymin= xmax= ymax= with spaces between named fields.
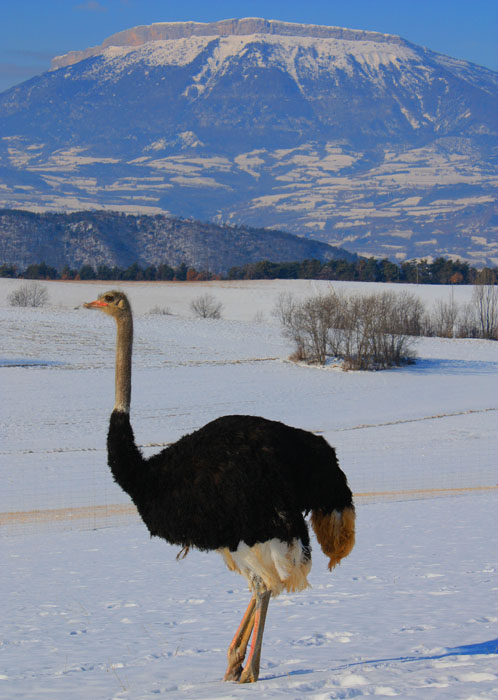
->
xmin=84 ymin=290 xmax=355 ymax=683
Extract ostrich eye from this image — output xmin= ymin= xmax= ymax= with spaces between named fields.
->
xmin=104 ymin=294 xmax=114 ymax=303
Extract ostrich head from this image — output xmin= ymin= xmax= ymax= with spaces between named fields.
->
xmin=84 ymin=290 xmax=131 ymax=319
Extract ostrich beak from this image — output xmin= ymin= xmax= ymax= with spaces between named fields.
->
xmin=84 ymin=299 xmax=108 ymax=309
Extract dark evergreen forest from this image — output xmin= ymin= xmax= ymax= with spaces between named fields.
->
xmin=0 ymin=257 xmax=494 ymax=285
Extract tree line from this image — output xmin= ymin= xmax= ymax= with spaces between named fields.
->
xmin=0 ymin=261 xmax=220 ymax=282
xmin=0 ymin=256 xmax=496 ymax=285
xmin=227 ymin=257 xmax=494 ymax=284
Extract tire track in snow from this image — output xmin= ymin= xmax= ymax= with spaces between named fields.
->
xmin=1 ymin=407 xmax=496 ymax=456
xmin=318 ymin=407 xmax=498 ymax=434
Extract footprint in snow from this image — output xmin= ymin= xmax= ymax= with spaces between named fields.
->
xmin=293 ymin=632 xmax=352 ymax=646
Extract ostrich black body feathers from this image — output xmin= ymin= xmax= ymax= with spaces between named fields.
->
xmin=108 ymin=410 xmax=353 ymax=553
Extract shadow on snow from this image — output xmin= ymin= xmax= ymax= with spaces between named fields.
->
xmin=405 ymin=357 xmax=498 ymax=376
xmin=263 ymin=638 xmax=498 ymax=681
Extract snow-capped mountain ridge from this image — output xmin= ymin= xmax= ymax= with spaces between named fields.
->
xmin=1 ymin=18 xmax=497 ymax=264
xmin=83 ymin=34 xmax=420 ymax=85
xmin=55 ymin=19 xmax=498 ymax=96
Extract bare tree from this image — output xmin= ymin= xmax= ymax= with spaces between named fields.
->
xmin=471 ymin=272 xmax=498 ymax=340
xmin=294 ymin=293 xmax=337 ymax=364
xmin=190 ymin=293 xmax=223 ymax=319
xmin=273 ymin=293 xmax=306 ymax=360
xmin=8 ymin=282 xmax=49 ymax=308
xmin=456 ymin=302 xmax=480 ymax=339
xmin=430 ymin=292 xmax=460 ymax=338
xmin=273 ymin=292 xmax=297 ymax=328
xmin=274 ymin=291 xmax=342 ymax=363
xmin=380 ymin=290 xmax=423 ymax=364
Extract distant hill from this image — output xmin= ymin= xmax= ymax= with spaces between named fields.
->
xmin=0 ymin=209 xmax=356 ymax=274
xmin=0 ymin=18 xmax=497 ymax=265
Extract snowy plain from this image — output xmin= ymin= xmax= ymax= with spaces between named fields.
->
xmin=1 ymin=278 xmax=497 ymax=699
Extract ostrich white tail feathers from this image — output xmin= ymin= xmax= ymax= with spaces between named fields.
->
xmin=219 ymin=539 xmax=312 ymax=596
xmin=311 ymin=507 xmax=355 ymax=571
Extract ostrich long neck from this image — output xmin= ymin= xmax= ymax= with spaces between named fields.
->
xmin=107 ymin=307 xmax=146 ymax=506
xmin=115 ymin=313 xmax=133 ymax=413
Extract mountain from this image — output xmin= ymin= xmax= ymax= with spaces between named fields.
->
xmin=0 ymin=18 xmax=497 ymax=265
xmin=0 ymin=209 xmax=355 ymax=274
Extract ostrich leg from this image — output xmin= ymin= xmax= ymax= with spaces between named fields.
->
xmin=238 ymin=578 xmax=271 ymax=683
xmin=223 ymin=597 xmax=256 ymax=681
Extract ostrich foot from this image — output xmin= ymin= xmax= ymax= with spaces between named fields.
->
xmin=238 ymin=587 xmax=271 ymax=684
xmin=238 ymin=666 xmax=259 ymax=684
xmin=223 ymin=597 xmax=256 ymax=681
xmin=223 ymin=663 xmax=243 ymax=682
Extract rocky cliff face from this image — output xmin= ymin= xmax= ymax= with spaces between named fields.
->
xmin=1 ymin=18 xmax=497 ymax=265
xmin=51 ymin=18 xmax=408 ymax=69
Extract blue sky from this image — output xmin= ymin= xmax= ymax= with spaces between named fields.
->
xmin=1 ymin=0 xmax=497 ymax=93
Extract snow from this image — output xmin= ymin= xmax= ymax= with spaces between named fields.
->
xmin=77 ymin=29 xmax=420 ymax=91
xmin=1 ymin=279 xmax=497 ymax=699
xmin=2 ymin=497 xmax=497 ymax=698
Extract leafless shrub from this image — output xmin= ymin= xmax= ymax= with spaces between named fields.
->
xmin=275 ymin=288 xmax=422 ymax=370
xmin=190 ymin=293 xmax=223 ymax=319
xmin=339 ymin=290 xmax=421 ymax=370
xmin=149 ymin=305 xmax=173 ymax=315
xmin=294 ymin=293 xmax=338 ymax=364
xmin=8 ymin=282 xmax=49 ymax=308
xmin=274 ymin=291 xmax=341 ymax=364
xmin=273 ymin=292 xmax=297 ymax=327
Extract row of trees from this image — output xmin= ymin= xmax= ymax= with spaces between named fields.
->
xmin=0 ymin=261 xmax=220 ymax=282
xmin=227 ymin=257 xmax=492 ymax=284
xmin=1 ymin=257 xmax=496 ymax=285
xmin=426 ymin=284 xmax=498 ymax=340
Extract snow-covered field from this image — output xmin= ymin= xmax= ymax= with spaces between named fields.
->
xmin=1 ymin=279 xmax=497 ymax=699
